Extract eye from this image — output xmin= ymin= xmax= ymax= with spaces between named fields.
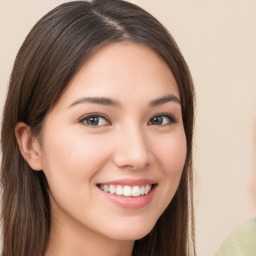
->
xmin=148 ymin=114 xmax=177 ymax=126
xmin=80 ymin=114 xmax=110 ymax=127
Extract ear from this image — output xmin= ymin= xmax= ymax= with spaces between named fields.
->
xmin=15 ymin=122 xmax=43 ymax=171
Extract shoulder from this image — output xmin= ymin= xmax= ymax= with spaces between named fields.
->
xmin=215 ymin=218 xmax=256 ymax=256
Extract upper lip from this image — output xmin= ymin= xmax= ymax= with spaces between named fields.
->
xmin=97 ymin=178 xmax=157 ymax=186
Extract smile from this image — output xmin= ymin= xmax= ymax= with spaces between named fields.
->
xmin=97 ymin=179 xmax=157 ymax=209
xmin=99 ymin=184 xmax=152 ymax=197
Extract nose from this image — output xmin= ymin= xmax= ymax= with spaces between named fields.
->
xmin=113 ymin=125 xmax=150 ymax=170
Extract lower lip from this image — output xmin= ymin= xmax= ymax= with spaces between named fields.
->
xmin=99 ymin=186 xmax=156 ymax=209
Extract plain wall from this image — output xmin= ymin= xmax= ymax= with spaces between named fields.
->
xmin=0 ymin=0 xmax=256 ymax=255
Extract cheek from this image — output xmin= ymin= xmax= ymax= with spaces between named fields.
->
xmin=155 ymin=131 xmax=187 ymax=176
xmin=40 ymin=129 xmax=115 ymax=218
xmin=149 ymin=130 xmax=187 ymax=216
xmin=40 ymin=128 xmax=112 ymax=187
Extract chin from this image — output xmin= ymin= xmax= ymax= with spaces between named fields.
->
xmin=106 ymin=221 xmax=155 ymax=241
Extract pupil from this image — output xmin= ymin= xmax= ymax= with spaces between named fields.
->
xmin=88 ymin=116 xmax=99 ymax=125
xmin=152 ymin=116 xmax=163 ymax=125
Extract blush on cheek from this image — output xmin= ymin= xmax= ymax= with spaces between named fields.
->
xmin=162 ymin=136 xmax=187 ymax=174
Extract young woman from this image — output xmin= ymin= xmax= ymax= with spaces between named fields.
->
xmin=1 ymin=1 xmax=195 ymax=255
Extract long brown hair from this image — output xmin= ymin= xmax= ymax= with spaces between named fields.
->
xmin=1 ymin=1 xmax=195 ymax=255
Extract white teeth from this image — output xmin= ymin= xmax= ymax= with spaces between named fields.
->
xmin=109 ymin=185 xmax=115 ymax=194
xmin=103 ymin=184 xmax=109 ymax=192
xmin=123 ymin=186 xmax=132 ymax=196
xmin=99 ymin=184 xmax=153 ymax=197
xmin=145 ymin=185 xmax=151 ymax=194
xmin=116 ymin=185 xmax=123 ymax=196
xmin=132 ymin=186 xmax=140 ymax=197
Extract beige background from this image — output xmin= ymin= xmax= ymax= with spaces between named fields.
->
xmin=0 ymin=0 xmax=256 ymax=255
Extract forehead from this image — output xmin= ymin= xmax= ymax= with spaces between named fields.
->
xmin=56 ymin=42 xmax=180 ymax=108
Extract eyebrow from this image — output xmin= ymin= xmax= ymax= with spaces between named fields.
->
xmin=69 ymin=94 xmax=181 ymax=108
xmin=149 ymin=94 xmax=181 ymax=106
xmin=69 ymin=97 xmax=121 ymax=108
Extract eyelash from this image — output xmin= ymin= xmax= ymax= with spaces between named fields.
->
xmin=79 ymin=113 xmax=177 ymax=127
xmin=79 ymin=113 xmax=111 ymax=127
xmin=148 ymin=113 xmax=177 ymax=126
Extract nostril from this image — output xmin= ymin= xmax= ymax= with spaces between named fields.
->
xmin=112 ymin=151 xmax=150 ymax=170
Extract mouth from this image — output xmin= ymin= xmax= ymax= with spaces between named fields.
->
xmin=97 ymin=184 xmax=154 ymax=197
xmin=97 ymin=179 xmax=157 ymax=209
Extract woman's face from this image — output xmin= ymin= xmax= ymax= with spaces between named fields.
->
xmin=38 ymin=42 xmax=187 ymax=242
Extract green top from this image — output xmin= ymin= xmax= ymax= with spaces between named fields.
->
xmin=215 ymin=218 xmax=256 ymax=256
